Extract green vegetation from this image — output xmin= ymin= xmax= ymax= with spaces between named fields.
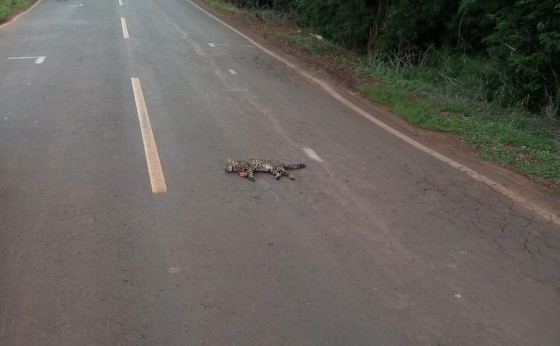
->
xmin=0 ymin=0 xmax=28 ymax=22
xmin=204 ymin=0 xmax=560 ymax=184
xmin=279 ymin=32 xmax=350 ymax=65
xmin=206 ymin=0 xmax=239 ymax=13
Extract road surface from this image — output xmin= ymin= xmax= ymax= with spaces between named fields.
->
xmin=1 ymin=0 xmax=559 ymax=345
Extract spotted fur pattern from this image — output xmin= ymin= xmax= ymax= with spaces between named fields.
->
xmin=225 ymin=159 xmax=305 ymax=181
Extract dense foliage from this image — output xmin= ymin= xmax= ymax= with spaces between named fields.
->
xmin=221 ymin=0 xmax=560 ymax=119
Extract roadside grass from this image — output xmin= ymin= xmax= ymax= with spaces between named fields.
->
xmin=201 ymin=0 xmax=560 ymax=185
xmin=356 ymin=57 xmax=560 ymax=185
xmin=278 ymin=32 xmax=353 ymax=66
xmin=251 ymin=9 xmax=297 ymax=26
xmin=0 ymin=0 xmax=28 ymax=22
xmin=205 ymin=0 xmax=238 ymax=13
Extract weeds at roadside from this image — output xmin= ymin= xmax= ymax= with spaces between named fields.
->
xmin=205 ymin=0 xmax=238 ymax=13
xmin=0 ymin=0 xmax=28 ymax=22
xmin=278 ymin=32 xmax=352 ymax=66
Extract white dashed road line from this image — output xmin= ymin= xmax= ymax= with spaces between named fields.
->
xmin=8 ymin=56 xmax=46 ymax=64
xmin=121 ymin=17 xmax=129 ymax=39
xmin=118 ymin=0 xmax=123 ymax=6
xmin=131 ymin=78 xmax=167 ymax=194
xmin=303 ymin=148 xmax=323 ymax=162
xmin=228 ymin=69 xmax=237 ymax=75
xmin=208 ymin=42 xmax=230 ymax=47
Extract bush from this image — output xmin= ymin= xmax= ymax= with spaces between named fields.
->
xmin=224 ymin=0 xmax=296 ymax=10
xmin=484 ymin=0 xmax=560 ymax=115
xmin=297 ymin=0 xmax=376 ymax=52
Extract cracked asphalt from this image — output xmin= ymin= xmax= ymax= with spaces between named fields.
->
xmin=0 ymin=0 xmax=559 ymax=345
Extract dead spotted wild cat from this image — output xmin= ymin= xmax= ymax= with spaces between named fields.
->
xmin=225 ymin=159 xmax=305 ymax=181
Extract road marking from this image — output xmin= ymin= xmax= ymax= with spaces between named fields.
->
xmin=131 ymin=78 xmax=167 ymax=194
xmin=118 ymin=0 xmax=123 ymax=5
xmin=67 ymin=4 xmax=84 ymax=7
xmin=8 ymin=56 xmax=46 ymax=64
xmin=208 ymin=43 xmax=216 ymax=47
xmin=270 ymin=190 xmax=280 ymax=203
xmin=187 ymin=0 xmax=560 ymax=227
xmin=303 ymin=148 xmax=323 ymax=162
xmin=241 ymin=44 xmax=255 ymax=48
xmin=121 ymin=17 xmax=129 ymax=39
xmin=208 ymin=42 xmax=229 ymax=47
xmin=228 ymin=69 xmax=238 ymax=75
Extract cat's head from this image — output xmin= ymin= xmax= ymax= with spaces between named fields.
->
xmin=224 ymin=159 xmax=235 ymax=172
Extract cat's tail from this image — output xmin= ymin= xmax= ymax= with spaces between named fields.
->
xmin=284 ymin=163 xmax=305 ymax=170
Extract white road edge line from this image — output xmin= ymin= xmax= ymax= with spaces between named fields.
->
xmin=121 ymin=17 xmax=129 ymax=39
xmin=186 ymin=0 xmax=560 ymax=227
xmin=131 ymin=78 xmax=167 ymax=194
xmin=228 ymin=69 xmax=238 ymax=75
xmin=303 ymin=148 xmax=323 ymax=162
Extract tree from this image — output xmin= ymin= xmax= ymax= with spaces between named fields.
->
xmin=485 ymin=0 xmax=560 ymax=110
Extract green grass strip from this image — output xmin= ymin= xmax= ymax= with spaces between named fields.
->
xmin=0 ymin=0 xmax=29 ymax=22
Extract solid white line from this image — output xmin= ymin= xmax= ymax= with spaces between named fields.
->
xmin=131 ymin=78 xmax=167 ymax=194
xmin=303 ymin=148 xmax=323 ymax=162
xmin=186 ymin=0 xmax=560 ymax=227
xmin=228 ymin=69 xmax=237 ymax=75
xmin=121 ymin=17 xmax=129 ymax=39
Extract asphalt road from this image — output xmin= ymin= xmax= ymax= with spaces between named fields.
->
xmin=1 ymin=0 xmax=559 ymax=345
